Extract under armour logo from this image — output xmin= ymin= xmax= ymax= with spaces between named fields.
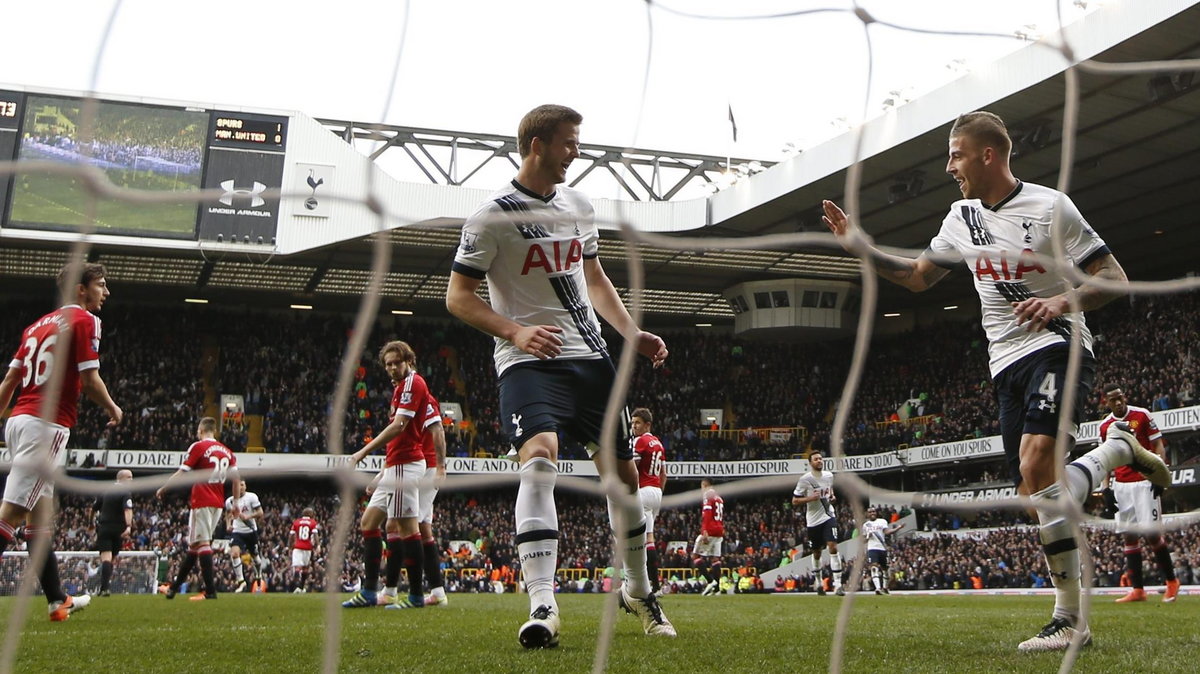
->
xmin=511 ymin=413 xmax=523 ymax=437
xmin=1038 ymin=399 xmax=1057 ymax=414
xmin=219 ymin=180 xmax=267 ymax=207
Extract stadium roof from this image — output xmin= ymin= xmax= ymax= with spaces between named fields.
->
xmin=3 ymin=2 xmax=1199 ymax=328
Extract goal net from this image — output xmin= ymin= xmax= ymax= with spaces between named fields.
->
xmin=3 ymin=2 xmax=1200 ymax=673
xmin=0 ymin=551 xmax=160 ymax=596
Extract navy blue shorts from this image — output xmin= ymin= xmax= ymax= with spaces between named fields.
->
xmin=498 ymin=357 xmax=631 ymax=458
xmin=992 ymin=344 xmax=1096 ymax=485
xmin=867 ymin=549 xmax=888 ymax=568
xmin=807 ymin=519 xmax=839 ymax=549
xmin=230 ymin=531 xmax=258 ymax=555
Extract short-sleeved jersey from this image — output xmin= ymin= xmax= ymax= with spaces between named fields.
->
xmin=224 ymin=491 xmax=262 ymax=534
xmin=419 ymin=395 xmax=442 ymax=468
xmin=291 ymin=516 xmax=320 ymax=551
xmin=451 ymin=180 xmax=606 ymax=375
xmin=181 ymin=438 xmax=236 ymax=509
xmin=8 ymin=305 xmax=102 ymax=428
xmin=384 ymin=371 xmax=432 ymax=467
xmin=632 ymin=432 xmax=665 ymax=489
xmin=701 ymin=488 xmax=724 ymax=537
xmin=926 ymin=182 xmax=1110 ymax=377
xmin=97 ymin=488 xmax=132 ymax=530
xmin=861 ymin=518 xmax=891 ymax=552
xmin=793 ymin=470 xmax=835 ymax=527
xmin=1100 ymin=405 xmax=1163 ymax=483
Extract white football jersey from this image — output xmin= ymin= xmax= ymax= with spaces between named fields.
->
xmin=452 ymin=180 xmax=606 ymax=376
xmin=225 ymin=491 xmax=261 ymax=534
xmin=861 ymin=517 xmax=890 ymax=552
xmin=793 ymin=470 xmax=835 ymax=527
xmin=927 ymin=181 xmax=1110 ymax=377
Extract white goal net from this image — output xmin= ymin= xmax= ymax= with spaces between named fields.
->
xmin=0 ymin=551 xmax=160 ymax=596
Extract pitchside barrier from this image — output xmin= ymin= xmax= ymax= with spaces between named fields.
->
xmin=10 ymin=402 xmax=1197 ymax=479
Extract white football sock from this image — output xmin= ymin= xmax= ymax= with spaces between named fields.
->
xmin=607 ymin=490 xmax=651 ymax=597
xmin=1066 ymin=435 xmax=1131 ymax=501
xmin=830 ymin=553 xmax=843 ymax=590
xmin=1032 ymin=482 xmax=1081 ymax=624
xmin=515 ymin=457 xmax=559 ymax=612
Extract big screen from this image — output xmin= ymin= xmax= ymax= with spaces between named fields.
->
xmin=7 ymin=94 xmax=208 ymax=238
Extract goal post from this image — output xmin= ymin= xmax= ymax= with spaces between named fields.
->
xmin=0 ymin=550 xmax=161 ymax=596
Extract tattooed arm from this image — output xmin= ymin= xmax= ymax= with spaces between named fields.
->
xmin=822 ymin=199 xmax=951 ymax=292
xmin=1013 ymin=253 xmax=1127 ymax=332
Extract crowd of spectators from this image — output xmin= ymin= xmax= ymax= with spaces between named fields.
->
xmin=5 ymin=289 xmax=1199 ymax=466
xmin=0 ymin=302 xmax=211 ymax=453
xmin=876 ymin=523 xmax=1200 ymax=591
xmin=5 ymin=475 xmax=1197 ymax=597
xmin=5 ymin=284 xmax=1200 ymax=597
xmin=26 ymin=104 xmax=206 ymax=174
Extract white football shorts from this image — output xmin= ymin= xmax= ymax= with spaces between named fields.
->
xmin=2 ymin=414 xmax=69 ymax=509
xmin=373 ymin=462 xmax=425 ymax=520
xmin=639 ymin=486 xmax=662 ymax=535
xmin=188 ymin=507 xmax=222 ymax=545
xmin=693 ymin=534 xmax=723 ymax=557
xmin=1113 ymin=479 xmax=1162 ymax=534
xmin=418 ymin=467 xmax=440 ymax=524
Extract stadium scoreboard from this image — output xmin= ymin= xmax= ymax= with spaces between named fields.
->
xmin=210 ymin=113 xmax=287 ymax=149
xmin=0 ymin=91 xmax=19 ymax=123
xmin=0 ymin=90 xmax=21 ymax=217
xmin=0 ymin=88 xmax=289 ymax=243
xmin=199 ymin=110 xmax=288 ymax=242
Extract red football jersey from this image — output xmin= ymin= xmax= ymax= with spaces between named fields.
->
xmin=384 ymin=371 xmax=432 ymax=467
xmin=182 ymin=438 xmax=236 ymax=508
xmin=1100 ymin=406 xmax=1163 ymax=483
xmin=8 ymin=305 xmax=102 ymax=428
xmin=420 ymin=396 xmax=442 ymax=468
xmin=291 ymin=516 xmax=320 ymax=550
xmin=633 ymin=432 xmax=665 ymax=489
xmin=701 ymin=488 xmax=725 ymax=537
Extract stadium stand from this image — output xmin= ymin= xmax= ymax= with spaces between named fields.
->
xmin=1 ymin=291 xmax=1194 ymax=462
xmin=4 ymin=293 xmax=1200 ymax=597
xmin=6 ymin=486 xmax=1197 ymax=597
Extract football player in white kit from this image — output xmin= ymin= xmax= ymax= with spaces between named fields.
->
xmin=860 ymin=507 xmax=904 ymax=594
xmin=447 ymin=104 xmax=674 ymax=648
xmin=793 ymin=452 xmax=844 ymax=596
xmin=823 ymin=111 xmax=1170 ymax=652
xmin=224 ymin=480 xmax=263 ymax=593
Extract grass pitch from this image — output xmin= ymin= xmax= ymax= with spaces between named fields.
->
xmin=2 ymin=592 xmax=1197 ymax=673
xmin=9 ymin=169 xmax=200 ymax=235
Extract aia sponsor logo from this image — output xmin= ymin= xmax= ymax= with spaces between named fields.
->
xmin=975 ymin=249 xmax=1046 ymax=281
xmin=521 ymin=239 xmax=583 ymax=275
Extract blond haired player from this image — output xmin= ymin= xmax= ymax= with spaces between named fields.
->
xmin=824 ymin=110 xmax=1170 ymax=651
